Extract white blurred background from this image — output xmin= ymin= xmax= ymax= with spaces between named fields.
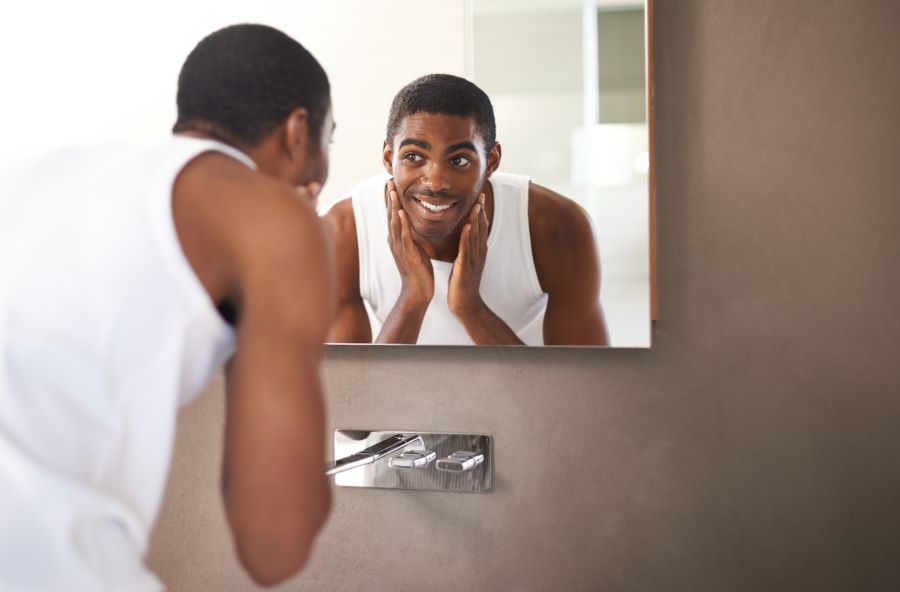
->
xmin=0 ymin=0 xmax=465 ymax=202
xmin=473 ymin=0 xmax=650 ymax=347
xmin=0 ymin=0 xmax=649 ymax=347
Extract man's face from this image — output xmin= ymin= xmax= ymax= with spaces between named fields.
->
xmin=384 ymin=112 xmax=498 ymax=241
xmin=298 ymin=104 xmax=335 ymax=190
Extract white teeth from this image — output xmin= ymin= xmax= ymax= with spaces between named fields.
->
xmin=418 ymin=199 xmax=452 ymax=212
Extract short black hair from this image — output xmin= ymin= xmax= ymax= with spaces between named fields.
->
xmin=386 ymin=74 xmax=496 ymax=150
xmin=173 ymin=24 xmax=330 ymax=147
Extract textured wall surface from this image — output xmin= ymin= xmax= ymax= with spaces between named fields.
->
xmin=147 ymin=1 xmax=900 ymax=590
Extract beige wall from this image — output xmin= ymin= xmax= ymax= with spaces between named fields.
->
xmin=147 ymin=1 xmax=900 ymax=590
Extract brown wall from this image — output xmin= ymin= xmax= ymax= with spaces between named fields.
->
xmin=147 ymin=1 xmax=900 ymax=590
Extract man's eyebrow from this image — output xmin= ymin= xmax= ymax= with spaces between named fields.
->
xmin=445 ymin=141 xmax=478 ymax=154
xmin=399 ymin=138 xmax=430 ymax=150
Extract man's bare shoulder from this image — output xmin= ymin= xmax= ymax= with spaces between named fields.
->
xmin=322 ymin=197 xmax=363 ymax=298
xmin=323 ymin=197 xmax=358 ymax=247
xmin=524 ymin=181 xmax=599 ymax=296
xmin=527 ymin=182 xmax=595 ymax=253
xmin=182 ymin=152 xmax=319 ymax=234
xmin=172 ymin=151 xmax=330 ymax=320
xmin=175 ymin=151 xmax=326 ymax=277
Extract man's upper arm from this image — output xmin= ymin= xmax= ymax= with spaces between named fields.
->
xmin=530 ymin=184 xmax=610 ymax=346
xmin=172 ymin=154 xmax=334 ymax=581
xmin=323 ymin=198 xmax=372 ymax=343
xmin=219 ymin=180 xmax=336 ymax=578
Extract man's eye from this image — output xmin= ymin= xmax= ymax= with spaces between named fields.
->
xmin=450 ymin=155 xmax=471 ymax=166
xmin=403 ymin=152 xmax=423 ymax=162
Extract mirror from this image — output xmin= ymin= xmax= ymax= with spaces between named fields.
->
xmin=325 ymin=0 xmax=652 ymax=347
xmin=0 ymin=0 xmax=650 ymax=347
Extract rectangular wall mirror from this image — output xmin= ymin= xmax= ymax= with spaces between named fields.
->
xmin=1 ymin=0 xmax=651 ymax=348
xmin=325 ymin=0 xmax=653 ymax=348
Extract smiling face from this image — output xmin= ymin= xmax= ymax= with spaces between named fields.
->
xmin=384 ymin=112 xmax=500 ymax=244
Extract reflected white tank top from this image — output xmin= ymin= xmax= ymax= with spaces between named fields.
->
xmin=0 ymin=137 xmax=253 ymax=591
xmin=350 ymin=172 xmax=548 ymax=345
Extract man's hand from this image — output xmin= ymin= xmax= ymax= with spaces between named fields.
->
xmin=445 ymin=193 xmax=523 ymax=345
xmin=448 ymin=193 xmax=488 ymax=318
xmin=374 ymin=179 xmax=434 ymax=343
xmin=294 ymin=181 xmax=322 ymax=208
xmin=386 ymin=178 xmax=434 ymax=306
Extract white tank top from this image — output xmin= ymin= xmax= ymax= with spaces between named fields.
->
xmin=350 ymin=171 xmax=548 ymax=345
xmin=0 ymin=137 xmax=253 ymax=591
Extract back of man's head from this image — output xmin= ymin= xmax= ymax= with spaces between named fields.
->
xmin=386 ymin=74 xmax=496 ymax=150
xmin=173 ymin=24 xmax=330 ymax=147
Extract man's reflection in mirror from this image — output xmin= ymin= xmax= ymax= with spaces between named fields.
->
xmin=326 ymin=74 xmax=609 ymax=345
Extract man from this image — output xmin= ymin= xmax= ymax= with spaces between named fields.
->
xmin=0 ymin=25 xmax=334 ymax=590
xmin=326 ymin=74 xmax=609 ymax=345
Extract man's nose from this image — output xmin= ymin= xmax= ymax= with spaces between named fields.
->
xmin=422 ymin=161 xmax=451 ymax=193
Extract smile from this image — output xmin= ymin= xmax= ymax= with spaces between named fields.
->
xmin=413 ymin=196 xmax=457 ymax=213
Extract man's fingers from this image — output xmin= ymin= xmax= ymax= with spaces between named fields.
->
xmin=399 ymin=209 xmax=415 ymax=246
xmin=390 ymin=180 xmax=401 ymax=212
xmin=479 ymin=202 xmax=489 ymax=246
xmin=478 ymin=193 xmax=489 ymax=255
xmin=457 ymin=223 xmax=471 ymax=265
xmin=390 ymin=182 xmax=398 ymax=210
xmin=389 ymin=198 xmax=402 ymax=243
xmin=470 ymin=204 xmax=482 ymax=257
xmin=386 ymin=179 xmax=394 ymax=227
xmin=298 ymin=181 xmax=322 ymax=198
xmin=399 ymin=209 xmax=431 ymax=258
xmin=388 ymin=180 xmax=409 ymax=243
xmin=294 ymin=181 xmax=322 ymax=204
xmin=468 ymin=199 xmax=480 ymax=224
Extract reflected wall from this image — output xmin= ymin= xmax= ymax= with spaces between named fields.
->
xmin=470 ymin=0 xmax=650 ymax=347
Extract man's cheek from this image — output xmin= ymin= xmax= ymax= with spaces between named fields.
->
xmin=395 ymin=184 xmax=411 ymax=206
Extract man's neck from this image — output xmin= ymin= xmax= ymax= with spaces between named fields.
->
xmin=419 ymin=232 xmax=461 ymax=262
xmin=175 ymin=128 xmax=238 ymax=148
xmin=174 ymin=130 xmax=272 ymax=176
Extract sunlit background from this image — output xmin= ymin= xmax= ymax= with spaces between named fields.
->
xmin=1 ymin=0 xmax=649 ymax=347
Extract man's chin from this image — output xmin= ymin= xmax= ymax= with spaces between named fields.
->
xmin=410 ymin=217 xmax=459 ymax=241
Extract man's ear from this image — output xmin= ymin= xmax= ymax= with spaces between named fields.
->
xmin=382 ymin=140 xmax=394 ymax=175
xmin=284 ymin=107 xmax=310 ymax=162
xmin=485 ymin=142 xmax=502 ymax=178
